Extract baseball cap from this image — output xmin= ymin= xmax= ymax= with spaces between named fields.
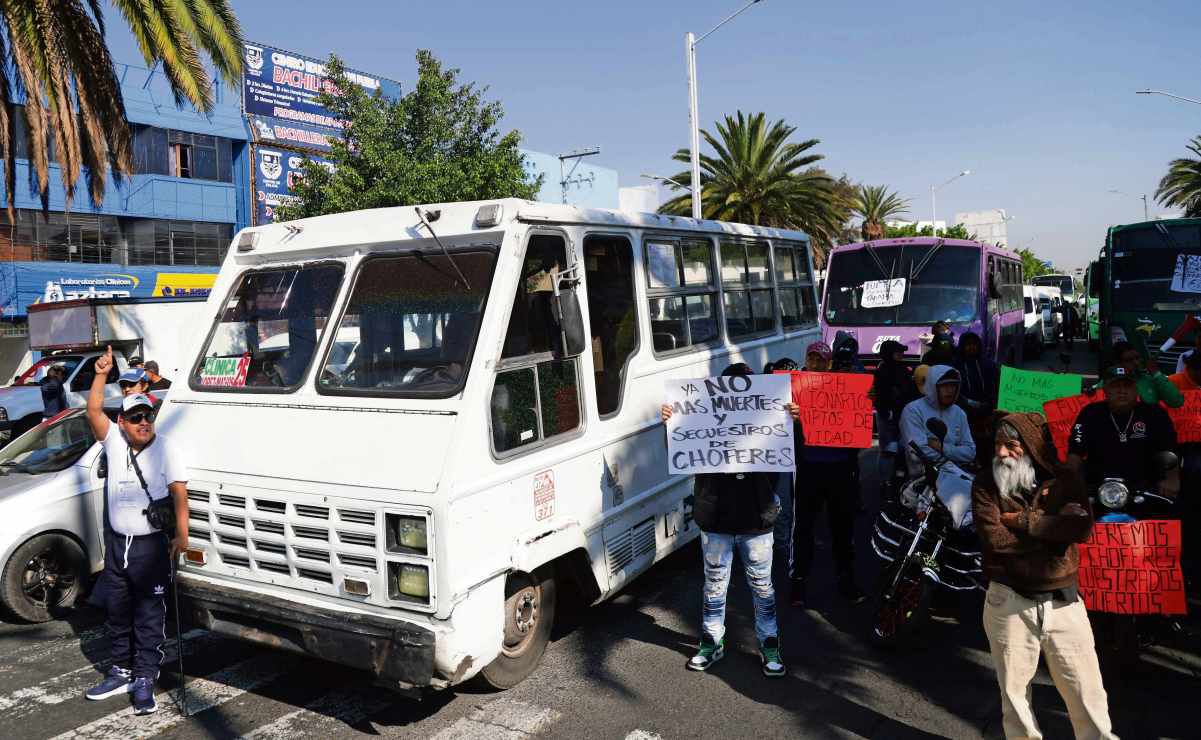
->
xmin=118 ymin=368 xmax=148 ymax=385
xmin=805 ymin=341 xmax=833 ymax=361
xmin=1101 ymin=365 xmax=1136 ymax=384
xmin=121 ymin=393 xmax=154 ymax=414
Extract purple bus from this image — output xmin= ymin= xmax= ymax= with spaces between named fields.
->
xmin=820 ymin=237 xmax=1025 ymax=367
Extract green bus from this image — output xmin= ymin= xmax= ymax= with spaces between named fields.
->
xmin=1088 ymin=218 xmax=1201 ymax=372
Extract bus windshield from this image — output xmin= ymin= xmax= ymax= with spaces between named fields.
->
xmin=823 ymin=244 xmax=980 ymax=326
xmin=1110 ymin=223 xmax=1201 ymax=311
xmin=1033 ymin=275 xmax=1074 ymax=297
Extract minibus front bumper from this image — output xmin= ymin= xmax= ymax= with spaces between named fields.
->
xmin=180 ymin=575 xmax=436 ymax=689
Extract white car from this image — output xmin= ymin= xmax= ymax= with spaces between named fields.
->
xmin=1035 ymin=286 xmax=1063 ymax=346
xmin=0 ymin=352 xmax=128 ymax=445
xmin=1022 ymin=285 xmax=1044 ymax=357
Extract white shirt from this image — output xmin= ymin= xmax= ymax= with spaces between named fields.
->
xmin=103 ymin=423 xmax=187 ymax=536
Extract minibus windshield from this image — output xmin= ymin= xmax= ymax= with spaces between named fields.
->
xmin=1111 ymin=247 xmax=1201 ymax=311
xmin=824 ymin=244 xmax=980 ymax=326
xmin=193 ymin=264 xmax=344 ymax=390
xmin=318 ymin=250 xmax=496 ymax=396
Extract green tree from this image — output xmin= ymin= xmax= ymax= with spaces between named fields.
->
xmin=1017 ymin=248 xmax=1052 ymax=279
xmin=658 ymin=111 xmax=850 ymax=260
xmin=883 ymin=222 xmax=976 ymax=240
xmin=0 ymin=1 xmax=243 ymax=214
xmin=852 ymin=184 xmax=910 ymax=241
xmin=279 ymin=51 xmax=541 ymax=220
xmin=1154 ymin=135 xmax=1201 ymax=217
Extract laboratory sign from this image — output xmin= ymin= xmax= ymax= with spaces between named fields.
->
xmin=0 ymin=262 xmax=219 ymax=317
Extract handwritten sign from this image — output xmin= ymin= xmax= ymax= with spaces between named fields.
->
xmin=860 ymin=278 xmax=907 ymax=309
xmin=1042 ymin=391 xmax=1103 ymax=462
xmin=1170 ymin=252 xmax=1201 ymax=294
xmin=781 ymin=371 xmax=874 ymax=448
xmin=1164 ymin=390 xmax=1201 ymax=443
xmin=199 ymin=355 xmax=250 ymax=387
xmin=998 ymin=366 xmax=1085 ymax=414
xmin=664 ymin=374 xmax=795 ymax=474
xmin=1078 ymin=520 xmax=1186 ymax=615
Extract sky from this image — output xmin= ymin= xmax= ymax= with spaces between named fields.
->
xmin=101 ymin=0 xmax=1201 ymax=270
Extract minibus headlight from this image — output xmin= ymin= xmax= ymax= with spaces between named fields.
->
xmin=389 ymin=562 xmax=430 ymax=602
xmin=386 ymin=514 xmax=428 ymax=554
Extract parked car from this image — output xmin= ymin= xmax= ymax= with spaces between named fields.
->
xmin=1022 ymin=285 xmax=1044 ymax=357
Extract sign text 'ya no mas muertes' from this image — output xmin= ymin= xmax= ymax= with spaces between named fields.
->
xmin=664 ymin=374 xmax=795 ymax=474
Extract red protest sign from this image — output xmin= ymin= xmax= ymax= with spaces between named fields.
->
xmin=1078 ymin=520 xmax=1187 ymax=615
xmin=1043 ymin=391 xmax=1104 ymax=462
xmin=1164 ymin=390 xmax=1201 ymax=443
xmin=779 ymin=371 xmax=874 ymax=448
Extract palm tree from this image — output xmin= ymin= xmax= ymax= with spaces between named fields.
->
xmin=1155 ymin=136 xmax=1201 ymax=217
xmin=852 ymin=184 xmax=910 ymax=241
xmin=0 ymin=2 xmax=244 ymax=215
xmin=659 ymin=111 xmax=850 ymax=255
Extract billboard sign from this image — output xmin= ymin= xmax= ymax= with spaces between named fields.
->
xmin=253 ymin=148 xmax=334 ymax=224
xmin=242 ymin=41 xmax=401 ymax=154
xmin=0 ymin=263 xmax=220 ymax=317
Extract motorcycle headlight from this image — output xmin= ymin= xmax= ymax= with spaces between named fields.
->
xmin=1097 ymin=480 xmax=1129 ymax=510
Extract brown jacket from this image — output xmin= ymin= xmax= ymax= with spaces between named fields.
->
xmin=971 ymin=412 xmax=1094 ymax=593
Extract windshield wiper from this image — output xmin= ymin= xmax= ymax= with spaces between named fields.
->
xmin=1153 ymin=222 xmax=1182 ymax=252
xmin=910 ymin=239 xmax=945 ymax=281
xmin=415 ymin=208 xmax=472 ymax=290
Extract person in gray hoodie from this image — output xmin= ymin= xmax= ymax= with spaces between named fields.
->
xmin=900 ymin=365 xmax=976 ymax=477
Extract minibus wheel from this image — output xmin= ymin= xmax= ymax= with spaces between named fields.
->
xmin=1 ymin=532 xmax=87 ymax=623
xmin=478 ymin=566 xmax=556 ymax=689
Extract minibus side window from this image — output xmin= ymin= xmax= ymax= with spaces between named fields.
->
xmin=776 ymin=240 xmax=816 ymax=329
xmin=720 ymin=240 xmax=777 ymax=337
xmin=645 ymin=237 xmax=718 ymax=354
xmin=492 ymin=233 xmax=582 ymax=454
xmin=583 ymin=234 xmax=638 ymax=417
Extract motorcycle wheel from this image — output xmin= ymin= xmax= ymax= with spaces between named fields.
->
xmin=870 ymin=557 xmax=931 ymax=647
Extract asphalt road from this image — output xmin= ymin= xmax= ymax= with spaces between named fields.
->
xmin=2 ymin=338 xmax=1197 ymax=740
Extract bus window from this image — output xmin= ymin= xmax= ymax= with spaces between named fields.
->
xmin=644 ymin=237 xmax=718 ymax=353
xmin=720 ymin=240 xmax=776 ymax=337
xmin=584 ymin=234 xmax=638 ymax=417
xmin=776 ymin=242 xmax=816 ymax=329
xmin=492 ymin=233 xmax=582 ymax=455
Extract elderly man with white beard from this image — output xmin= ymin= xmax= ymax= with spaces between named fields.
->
xmin=972 ymin=412 xmax=1116 ymax=740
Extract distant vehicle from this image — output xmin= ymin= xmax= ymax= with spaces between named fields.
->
xmin=1088 ymin=218 xmax=1201 ymax=372
xmin=1035 ymin=286 xmax=1063 ymax=346
xmin=1083 ymin=258 xmax=1101 ymax=351
xmin=1022 ymin=285 xmax=1044 ymax=357
xmin=820 ymin=238 xmax=1025 ymax=366
xmin=1032 ymin=274 xmax=1078 ymax=306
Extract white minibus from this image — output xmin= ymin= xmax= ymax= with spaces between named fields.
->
xmin=167 ymin=199 xmax=820 ymax=691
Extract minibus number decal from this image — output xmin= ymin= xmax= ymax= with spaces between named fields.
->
xmin=533 ymin=471 xmax=555 ymax=521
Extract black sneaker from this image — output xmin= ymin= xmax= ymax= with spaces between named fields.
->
xmin=686 ymin=636 xmax=725 ymax=671
xmin=760 ymin=636 xmax=786 ymax=677
xmin=838 ymin=576 xmax=867 ymax=605
xmin=131 ymin=677 xmax=157 ymax=715
xmin=85 ymin=666 xmax=132 ymax=701
xmin=789 ymin=578 xmax=807 ymax=608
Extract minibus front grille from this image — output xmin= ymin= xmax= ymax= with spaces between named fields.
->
xmin=222 ymin=554 xmax=250 ymax=569
xmin=257 ymin=561 xmax=290 ymax=575
xmin=218 ymin=494 xmax=246 ymax=509
xmin=188 ymin=490 xmax=210 ymax=504
xmin=218 ymin=534 xmax=247 ymax=550
xmin=255 ymin=499 xmax=286 ymax=514
xmin=216 ymin=514 xmax=246 ymax=529
xmin=297 ymin=568 xmax=333 ymax=584
xmin=294 ymin=547 xmax=331 ymax=563
xmin=254 ymin=541 xmax=286 ymax=556
xmin=292 ymin=525 xmax=329 ymax=542
xmin=190 ymin=528 xmax=210 ymax=542
xmin=253 ymin=520 xmax=285 ymax=536
xmin=337 ymin=531 xmax=376 ymax=548
xmin=338 ymin=509 xmax=375 ymax=526
xmin=295 ymin=505 xmax=330 ymax=520
xmin=337 ymin=553 xmax=378 ymax=571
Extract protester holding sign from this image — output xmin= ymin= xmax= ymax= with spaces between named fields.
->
xmin=785 ymin=342 xmax=867 ymax=608
xmin=971 ymin=412 xmax=1116 ymax=740
xmin=1168 ymin=352 xmax=1201 ymax=582
xmin=660 ymin=363 xmax=786 ymax=678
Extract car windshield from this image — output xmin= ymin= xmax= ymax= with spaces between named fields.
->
xmin=0 ymin=410 xmax=94 ymax=475
xmin=15 ymin=356 xmax=83 ymax=386
xmin=823 ymin=244 xmax=981 ymax=326
xmin=1110 ymin=224 xmax=1201 ymax=311
xmin=193 ymin=264 xmax=344 ymax=390
xmin=319 ymin=250 xmax=497 ymax=396
xmin=1033 ymin=275 xmax=1074 ymax=297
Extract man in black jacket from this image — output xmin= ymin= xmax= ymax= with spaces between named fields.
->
xmin=660 ymin=363 xmax=785 ymax=678
xmin=872 ymin=340 xmax=914 ymax=484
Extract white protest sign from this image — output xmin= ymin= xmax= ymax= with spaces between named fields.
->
xmin=664 ymin=374 xmax=795 ymax=474
xmin=1170 ymin=253 xmax=1201 ymax=294
xmin=860 ymin=278 xmax=906 ymax=308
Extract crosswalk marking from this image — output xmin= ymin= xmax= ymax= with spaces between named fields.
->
xmin=6 ymin=625 xmax=108 ymax=666
xmin=48 ymin=652 xmax=295 ymax=740
xmin=237 ymin=685 xmax=396 ymax=740
xmin=429 ymin=698 xmax=561 ymax=740
xmin=625 ymin=732 xmax=665 ymax=740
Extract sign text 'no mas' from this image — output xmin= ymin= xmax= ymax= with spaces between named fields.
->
xmin=664 ymin=374 xmax=795 ymax=474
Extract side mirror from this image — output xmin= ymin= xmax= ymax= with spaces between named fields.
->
xmin=552 ymin=266 xmax=586 ymax=359
xmin=1154 ymin=451 xmax=1180 ymax=474
xmin=926 ymin=418 xmax=948 ymax=442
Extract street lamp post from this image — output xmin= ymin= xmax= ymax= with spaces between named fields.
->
xmin=1136 ymin=89 xmax=1201 ymax=106
xmin=1107 ymin=189 xmax=1149 ymax=221
xmin=686 ymin=0 xmax=766 ymax=220
xmin=930 ymin=170 xmax=970 ymax=236
xmin=641 ymin=173 xmax=694 ymax=193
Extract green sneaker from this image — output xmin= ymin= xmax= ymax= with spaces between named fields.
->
xmin=760 ymin=636 xmax=785 ymax=677
xmin=687 ymin=636 xmax=725 ymax=671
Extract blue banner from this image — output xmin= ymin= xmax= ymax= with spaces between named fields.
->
xmin=0 ymin=263 xmax=221 ymax=318
xmin=253 ymin=148 xmax=334 ymax=224
xmin=242 ymin=42 xmax=401 ymax=154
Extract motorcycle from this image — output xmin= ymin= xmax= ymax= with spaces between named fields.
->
xmin=870 ymin=419 xmax=986 ymax=645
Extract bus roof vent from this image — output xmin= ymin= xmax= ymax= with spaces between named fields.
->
xmin=236 ymin=231 xmax=260 ymax=253
xmin=474 ymin=204 xmax=503 ymax=228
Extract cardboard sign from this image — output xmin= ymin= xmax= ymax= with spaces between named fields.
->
xmin=860 ymin=278 xmax=907 ymax=308
xmin=998 ymin=366 xmax=1085 ymax=414
xmin=781 ymin=371 xmax=874 ymax=448
xmin=664 ymin=374 xmax=795 ymax=474
xmin=1164 ymin=390 xmax=1201 ymax=443
xmin=1078 ymin=520 xmax=1187 ymax=615
xmin=1170 ymin=252 xmax=1201 ymax=294
xmin=1042 ymin=391 xmax=1104 ymax=462
xmin=199 ymin=355 xmax=250 ymax=387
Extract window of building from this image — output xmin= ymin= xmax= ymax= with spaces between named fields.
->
xmin=164 ymin=129 xmax=229 ymax=182
xmin=645 ymin=236 xmax=718 ymax=354
xmin=127 ymin=220 xmax=231 ymax=266
xmin=491 ymin=233 xmax=582 ymax=454
xmin=720 ymin=240 xmax=776 ymax=338
xmin=775 ymin=240 xmax=817 ymax=329
xmin=584 ymin=234 xmax=638 ymax=417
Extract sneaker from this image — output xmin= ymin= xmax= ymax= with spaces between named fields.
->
xmin=789 ymin=578 xmax=807 ymax=608
xmin=838 ymin=576 xmax=868 ymax=605
xmin=85 ymin=666 xmax=132 ymax=701
xmin=686 ymin=636 xmax=725 ymax=671
xmin=760 ymin=636 xmax=786 ymax=677
xmin=131 ymin=677 xmax=157 ymax=715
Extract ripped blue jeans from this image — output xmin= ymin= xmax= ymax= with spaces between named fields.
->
xmin=699 ymin=530 xmax=778 ymax=644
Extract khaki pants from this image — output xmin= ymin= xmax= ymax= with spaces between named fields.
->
xmin=982 ymin=582 xmax=1116 ymax=740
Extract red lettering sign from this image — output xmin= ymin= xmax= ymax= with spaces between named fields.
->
xmin=1164 ymin=390 xmax=1201 ymax=444
xmin=1078 ymin=520 xmax=1186 ymax=615
xmin=778 ymin=371 xmax=874 ymax=449
xmin=1043 ymin=391 xmax=1104 ymax=462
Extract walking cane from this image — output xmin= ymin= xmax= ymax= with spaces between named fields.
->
xmin=170 ymin=555 xmax=188 ymax=717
